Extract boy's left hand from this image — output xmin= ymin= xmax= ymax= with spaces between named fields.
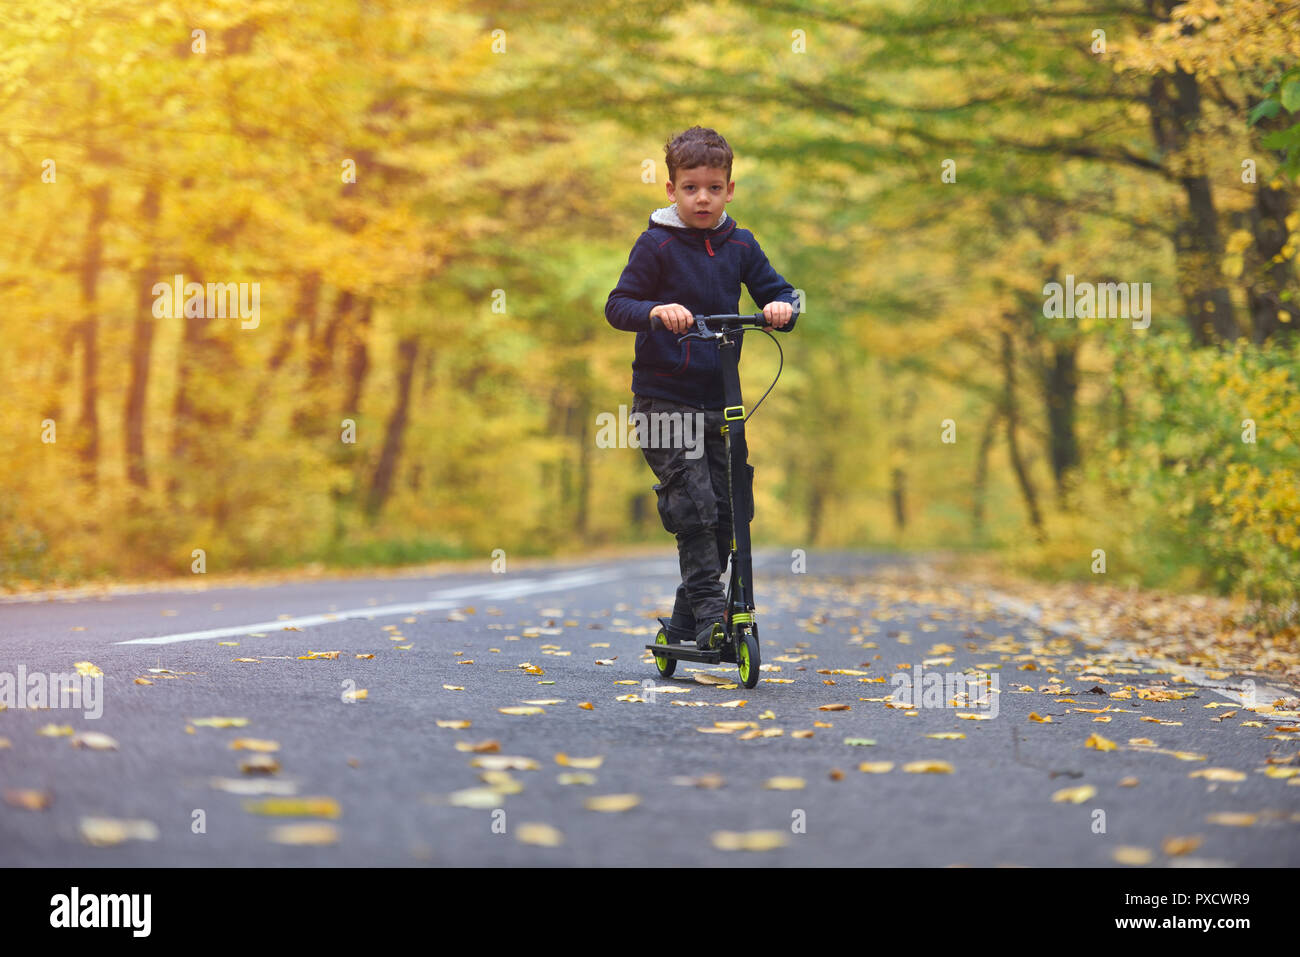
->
xmin=763 ymin=301 xmax=794 ymax=328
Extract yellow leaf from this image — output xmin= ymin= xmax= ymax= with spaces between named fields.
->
xmin=242 ymin=797 xmax=341 ymax=819
xmin=443 ymin=685 xmax=465 ymax=691
xmin=584 ymin=794 xmax=640 ymax=812
xmin=1262 ymin=766 xmax=1300 ymax=779
xmin=240 ymin=754 xmax=280 ymax=774
xmin=470 ymin=755 xmax=539 ymax=771
xmin=134 ymin=678 xmax=153 ymax=685
xmin=1113 ymin=846 xmax=1153 ymax=865
xmin=449 ymin=787 xmax=505 ymax=809
xmin=558 ymin=772 xmax=596 ymax=785
xmin=4 ymin=789 xmax=52 ymax=810
xmin=1051 ymin=785 xmax=1097 ymax=804
xmin=73 ymin=662 xmax=103 ymax=677
xmin=903 ymin=761 xmax=954 ymax=774
xmin=516 ymin=823 xmax=564 ymax=847
xmin=80 ymin=818 xmax=159 ymax=847
xmin=711 ymin=830 xmax=788 ymax=851
xmin=1028 ymin=712 xmax=1051 ymax=723
xmin=926 ymin=732 xmax=965 ymax=740
xmin=1162 ymin=836 xmax=1203 ymax=856
xmin=38 ymin=724 xmax=75 ymax=737
xmin=555 ymin=753 xmax=603 ymax=769
xmin=1085 ymin=733 xmax=1118 ymax=751
xmin=270 ymin=824 xmax=338 ymax=846
xmin=436 ymin=719 xmax=471 ymax=729
xmin=763 ymin=777 xmax=805 ymax=790
xmin=342 ymin=689 xmax=368 ymax=701
xmin=229 ymin=738 xmax=280 ymax=753
xmin=1206 ymin=812 xmax=1256 ymax=827
xmin=455 ymin=740 xmax=501 ymax=753
xmin=1190 ymin=767 xmax=1246 ymax=782
xmin=191 ymin=717 xmax=250 ymax=728
xmin=579 ymin=702 xmax=594 ymax=710
xmin=819 ymin=703 xmax=851 ymax=711
xmin=858 ymin=762 xmax=894 ymax=773
xmin=715 ymin=700 xmax=748 ymax=708
xmin=791 ymin=730 xmax=815 ymax=739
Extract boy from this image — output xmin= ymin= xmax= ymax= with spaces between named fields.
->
xmin=605 ymin=126 xmax=798 ymax=650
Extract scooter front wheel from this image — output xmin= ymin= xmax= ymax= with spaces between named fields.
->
xmin=737 ymin=627 xmax=760 ymax=689
xmin=653 ymin=628 xmax=677 ymax=679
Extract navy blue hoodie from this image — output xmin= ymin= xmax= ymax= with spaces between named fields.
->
xmin=605 ymin=205 xmax=798 ymax=410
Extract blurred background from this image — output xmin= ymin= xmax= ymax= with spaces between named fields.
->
xmin=0 ymin=0 xmax=1296 ymax=631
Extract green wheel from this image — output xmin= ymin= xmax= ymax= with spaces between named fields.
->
xmin=654 ymin=629 xmax=677 ymax=679
xmin=738 ymin=628 xmax=760 ymax=689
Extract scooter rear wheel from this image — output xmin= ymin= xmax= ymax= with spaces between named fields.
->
xmin=653 ymin=629 xmax=677 ymax=679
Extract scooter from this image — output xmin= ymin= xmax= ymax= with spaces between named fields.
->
xmin=642 ymin=311 xmax=791 ymax=690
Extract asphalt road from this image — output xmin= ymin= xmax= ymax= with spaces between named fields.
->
xmin=1 ymin=551 xmax=1297 ymax=867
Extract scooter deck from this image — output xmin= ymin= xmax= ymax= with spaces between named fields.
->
xmin=644 ymin=642 xmax=722 ymax=664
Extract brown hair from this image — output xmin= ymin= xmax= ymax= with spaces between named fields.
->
xmin=664 ymin=126 xmax=733 ymax=183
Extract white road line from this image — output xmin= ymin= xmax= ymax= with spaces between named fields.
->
xmin=981 ymin=589 xmax=1296 ymax=715
xmin=116 ymin=567 xmax=626 ymax=646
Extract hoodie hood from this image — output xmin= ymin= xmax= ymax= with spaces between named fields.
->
xmin=651 ymin=204 xmax=732 ymax=231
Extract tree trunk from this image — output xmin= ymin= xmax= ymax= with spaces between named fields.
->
xmin=366 ymin=336 xmax=420 ymax=519
xmin=76 ymin=182 xmax=111 ymax=486
xmin=1043 ymin=341 xmax=1080 ymax=508
xmin=1001 ymin=328 xmax=1045 ymax=542
xmin=342 ymin=297 xmax=373 ymax=417
xmin=1145 ymin=29 xmax=1238 ymax=343
xmin=125 ymin=180 xmax=161 ymax=489
xmin=972 ymin=407 xmax=999 ymax=539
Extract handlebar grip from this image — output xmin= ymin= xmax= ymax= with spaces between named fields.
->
xmin=649 ymin=311 xmax=661 ymax=332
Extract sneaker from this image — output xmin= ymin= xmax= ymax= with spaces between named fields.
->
xmin=693 ymin=619 xmax=726 ymax=651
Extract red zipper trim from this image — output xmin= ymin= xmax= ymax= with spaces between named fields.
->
xmin=705 ymin=238 xmax=714 ymax=257
xmin=653 ymin=340 xmax=691 ymax=376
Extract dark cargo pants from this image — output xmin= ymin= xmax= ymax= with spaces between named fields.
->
xmin=632 ymin=394 xmax=735 ymax=626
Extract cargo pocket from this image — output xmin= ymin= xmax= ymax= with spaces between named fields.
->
xmin=653 ymin=464 xmax=710 ymax=535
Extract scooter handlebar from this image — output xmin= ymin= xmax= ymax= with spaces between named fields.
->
xmin=648 ymin=311 xmax=798 ymax=333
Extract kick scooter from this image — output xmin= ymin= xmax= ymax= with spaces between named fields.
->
xmin=642 ymin=311 xmax=792 ymax=690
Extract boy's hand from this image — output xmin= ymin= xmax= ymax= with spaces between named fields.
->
xmin=650 ymin=303 xmax=694 ymax=334
xmin=763 ymin=301 xmax=794 ymax=328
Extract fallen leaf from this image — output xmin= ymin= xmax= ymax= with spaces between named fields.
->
xmin=926 ymin=732 xmax=965 ymax=740
xmin=342 ymin=689 xmax=368 ymax=701
xmin=715 ymin=700 xmax=748 ymax=708
xmin=443 ymin=685 xmax=465 ymax=691
xmin=80 ymin=818 xmax=159 ymax=847
xmin=858 ymin=762 xmax=894 ymax=773
xmin=671 ymin=774 xmax=725 ymax=789
xmin=522 ymin=699 xmax=564 ymax=706
xmin=190 ymin=717 xmax=250 ymax=728
xmin=1119 ymin=777 xmax=1139 ymax=787
xmin=1113 ymin=846 xmax=1153 ymax=865
xmin=558 ymin=772 xmax=596 ymax=786
xmin=578 ymin=702 xmax=594 ymax=710
xmin=595 ymin=658 xmax=617 ymax=666
xmin=1162 ymin=836 xmax=1203 ymax=856
xmin=229 ymin=738 xmax=280 ymax=753
xmin=819 ymin=703 xmax=851 ymax=711
xmin=1262 ymin=766 xmax=1300 ymax=779
xmin=269 ymin=823 xmax=338 ymax=846
xmin=712 ymin=830 xmax=788 ymax=851
xmin=70 ymin=732 xmax=119 ymax=751
xmin=763 ymin=777 xmax=805 ymax=790
xmin=436 ymin=719 xmax=471 ymax=729
xmin=1051 ymin=785 xmax=1097 ymax=804
xmin=1028 ymin=712 xmax=1052 ymax=723
xmin=455 ymin=740 xmax=501 ymax=754
xmin=1190 ymin=768 xmax=1246 ymax=782
xmin=239 ymin=754 xmax=281 ymax=774
xmin=585 ymin=794 xmax=640 ymax=812
xmin=791 ymin=730 xmax=815 ymax=739
xmin=695 ymin=673 xmax=732 ymax=686
xmin=1206 ymin=812 xmax=1256 ymax=827
xmin=555 ymin=753 xmax=604 ymax=769
xmin=470 ymin=755 xmax=540 ymax=771
xmin=448 ymin=787 xmax=504 ymax=809
xmin=516 ymin=823 xmax=564 ymax=847
xmin=134 ymin=678 xmax=153 ymax=685
xmin=38 ymin=725 xmax=74 ymax=737
xmin=902 ymin=761 xmax=954 ymax=774
xmin=298 ymin=651 xmax=341 ymax=660
xmin=73 ymin=662 xmax=103 ymax=677
xmin=242 ymin=797 xmax=341 ymax=818
xmin=1085 ymin=733 xmax=1118 ymax=752
xmin=4 ymin=789 xmax=52 ymax=810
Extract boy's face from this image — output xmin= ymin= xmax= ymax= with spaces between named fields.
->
xmin=666 ymin=165 xmax=734 ymax=230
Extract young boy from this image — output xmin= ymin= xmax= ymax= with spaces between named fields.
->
xmin=605 ymin=126 xmax=798 ymax=650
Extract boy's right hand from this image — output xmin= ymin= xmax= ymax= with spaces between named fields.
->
xmin=650 ymin=303 xmax=694 ymax=334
